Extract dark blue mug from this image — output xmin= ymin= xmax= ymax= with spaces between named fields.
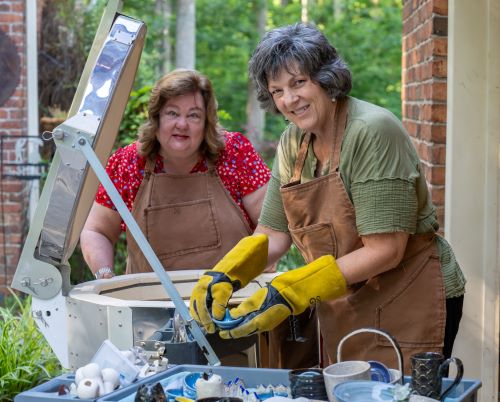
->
xmin=410 ymin=352 xmax=463 ymax=400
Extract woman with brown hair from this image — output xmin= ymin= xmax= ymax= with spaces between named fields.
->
xmin=81 ymin=69 xmax=270 ymax=278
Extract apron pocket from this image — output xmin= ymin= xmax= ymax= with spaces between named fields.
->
xmin=145 ymin=198 xmax=221 ymax=258
xmin=367 ymin=254 xmax=444 ymax=349
xmin=289 ymin=222 xmax=337 ymax=262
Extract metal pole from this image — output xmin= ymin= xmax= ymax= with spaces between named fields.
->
xmin=77 ymin=136 xmax=220 ymax=366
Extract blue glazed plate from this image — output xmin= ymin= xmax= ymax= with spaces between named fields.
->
xmin=183 ymin=372 xmax=203 ymax=399
xmin=212 ymin=309 xmax=244 ymax=330
xmin=334 ymin=380 xmax=394 ymax=402
xmin=368 ymin=360 xmax=392 ymax=383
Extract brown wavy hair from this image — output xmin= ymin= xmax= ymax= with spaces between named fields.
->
xmin=138 ymin=69 xmax=225 ymax=161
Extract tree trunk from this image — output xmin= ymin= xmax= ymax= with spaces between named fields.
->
xmin=333 ymin=0 xmax=343 ymax=22
xmin=301 ymin=0 xmax=308 ymax=22
xmin=175 ymin=0 xmax=195 ymax=69
xmin=156 ymin=0 xmax=173 ymax=75
xmin=245 ymin=0 xmax=266 ymax=151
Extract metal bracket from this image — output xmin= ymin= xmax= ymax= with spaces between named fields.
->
xmin=135 ymin=340 xmax=167 ymax=361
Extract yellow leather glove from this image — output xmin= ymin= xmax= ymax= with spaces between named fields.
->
xmin=189 ymin=234 xmax=268 ymax=333
xmin=219 ymin=254 xmax=347 ymax=339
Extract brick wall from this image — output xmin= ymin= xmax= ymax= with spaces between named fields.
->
xmin=0 ymin=0 xmax=29 ymax=294
xmin=402 ymin=0 xmax=448 ymax=230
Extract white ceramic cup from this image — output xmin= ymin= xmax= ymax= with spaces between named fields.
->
xmin=323 ymin=360 xmax=371 ymax=402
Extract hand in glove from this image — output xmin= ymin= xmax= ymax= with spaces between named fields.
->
xmin=219 ymin=254 xmax=347 ymax=339
xmin=189 ymin=234 xmax=268 ymax=333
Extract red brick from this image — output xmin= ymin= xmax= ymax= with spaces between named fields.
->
xmin=403 ymin=1 xmax=413 ymax=20
xmin=433 ymin=0 xmax=448 ymax=16
xmin=432 ymin=59 xmax=447 ymax=77
xmin=3 ymin=203 xmax=22 ymax=213
xmin=404 ymin=120 xmax=418 ymax=136
xmin=420 ymin=123 xmax=447 ymax=143
xmin=424 ymin=164 xmax=445 ymax=186
xmin=430 ymin=186 xmax=445 ymax=205
xmin=418 ymin=1 xmax=433 ymax=22
xmin=11 ymin=2 xmax=25 ymax=13
xmin=2 ymin=98 xmax=24 ymax=108
xmin=430 ymin=81 xmax=447 ymax=101
xmin=0 ymin=120 xmax=22 ymax=129
xmin=0 ymin=14 xmax=21 ymax=23
xmin=432 ymin=37 xmax=447 ymax=56
xmin=8 ymin=109 xmax=23 ymax=119
xmin=420 ymin=142 xmax=446 ymax=164
xmin=10 ymin=24 xmax=25 ymax=34
xmin=430 ymin=103 xmax=447 ymax=122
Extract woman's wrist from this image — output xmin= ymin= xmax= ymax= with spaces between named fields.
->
xmin=94 ymin=266 xmax=114 ymax=279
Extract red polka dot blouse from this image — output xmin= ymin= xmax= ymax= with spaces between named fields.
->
xmin=95 ymin=131 xmax=271 ymax=230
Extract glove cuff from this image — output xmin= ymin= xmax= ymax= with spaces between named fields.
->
xmin=272 ymin=255 xmax=347 ymax=314
xmin=213 ymin=234 xmax=268 ymax=287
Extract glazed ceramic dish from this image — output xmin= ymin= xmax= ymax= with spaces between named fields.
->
xmin=212 ymin=309 xmax=244 ymax=330
xmin=333 ymin=380 xmax=395 ymax=402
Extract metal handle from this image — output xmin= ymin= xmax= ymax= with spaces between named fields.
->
xmin=336 ymin=327 xmax=404 ymax=385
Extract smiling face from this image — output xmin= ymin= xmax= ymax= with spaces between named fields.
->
xmin=267 ymin=65 xmax=334 ymax=137
xmin=157 ymin=91 xmax=206 ymax=162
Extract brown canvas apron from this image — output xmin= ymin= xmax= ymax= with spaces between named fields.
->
xmin=278 ymin=99 xmax=446 ymax=373
xmin=126 ymin=158 xmax=252 ymax=273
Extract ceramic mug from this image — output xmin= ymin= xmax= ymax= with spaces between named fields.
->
xmin=323 ymin=361 xmax=371 ymax=402
xmin=410 ymin=352 xmax=463 ymax=400
xmin=289 ymin=368 xmax=328 ymax=401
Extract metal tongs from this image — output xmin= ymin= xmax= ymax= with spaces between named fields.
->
xmin=172 ymin=312 xmax=188 ymax=343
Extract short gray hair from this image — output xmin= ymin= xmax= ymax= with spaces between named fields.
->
xmin=248 ymin=23 xmax=352 ymax=114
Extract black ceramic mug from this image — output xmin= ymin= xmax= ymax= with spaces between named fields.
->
xmin=289 ymin=368 xmax=328 ymax=401
xmin=410 ymin=352 xmax=464 ymax=400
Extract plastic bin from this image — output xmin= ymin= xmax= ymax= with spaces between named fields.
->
xmin=98 ymin=364 xmax=290 ymax=401
xmin=14 ymin=365 xmax=481 ymax=402
xmin=14 ymin=373 xmax=91 ymax=402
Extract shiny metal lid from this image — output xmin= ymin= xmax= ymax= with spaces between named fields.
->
xmin=11 ymin=12 xmax=146 ymax=299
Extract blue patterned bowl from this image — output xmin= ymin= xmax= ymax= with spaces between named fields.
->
xmin=334 ymin=380 xmax=394 ymax=402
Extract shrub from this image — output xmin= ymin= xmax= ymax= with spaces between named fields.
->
xmin=0 ymin=290 xmax=62 ymax=401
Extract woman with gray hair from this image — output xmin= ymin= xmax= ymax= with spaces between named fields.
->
xmin=190 ymin=23 xmax=465 ymax=371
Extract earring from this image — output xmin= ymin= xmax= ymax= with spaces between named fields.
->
xmin=331 ymin=97 xmax=336 ymax=102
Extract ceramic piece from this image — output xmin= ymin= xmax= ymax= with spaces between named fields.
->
xmin=333 ymin=380 xmax=394 ymax=402
xmin=369 ymin=360 xmax=392 ymax=383
xmin=183 ymin=372 xmax=203 ymax=399
xmin=213 ymin=309 xmax=244 ymax=330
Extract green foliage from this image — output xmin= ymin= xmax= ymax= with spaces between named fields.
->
xmin=118 ymin=85 xmax=152 ymax=147
xmin=0 ymin=291 xmax=62 ymax=401
xmin=317 ymin=0 xmax=403 ymax=117
xmin=276 ymin=244 xmax=306 ymax=272
xmin=196 ymin=0 xmax=259 ymax=132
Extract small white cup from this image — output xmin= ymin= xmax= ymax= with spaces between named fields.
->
xmin=323 ymin=360 xmax=371 ymax=402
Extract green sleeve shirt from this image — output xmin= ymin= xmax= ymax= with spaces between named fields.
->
xmin=259 ymin=97 xmax=465 ymax=298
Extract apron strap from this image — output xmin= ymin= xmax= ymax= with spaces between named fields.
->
xmin=144 ymin=157 xmax=156 ymax=180
xmin=290 ymin=97 xmax=350 ymax=182
xmin=291 ymin=132 xmax=312 ymax=183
